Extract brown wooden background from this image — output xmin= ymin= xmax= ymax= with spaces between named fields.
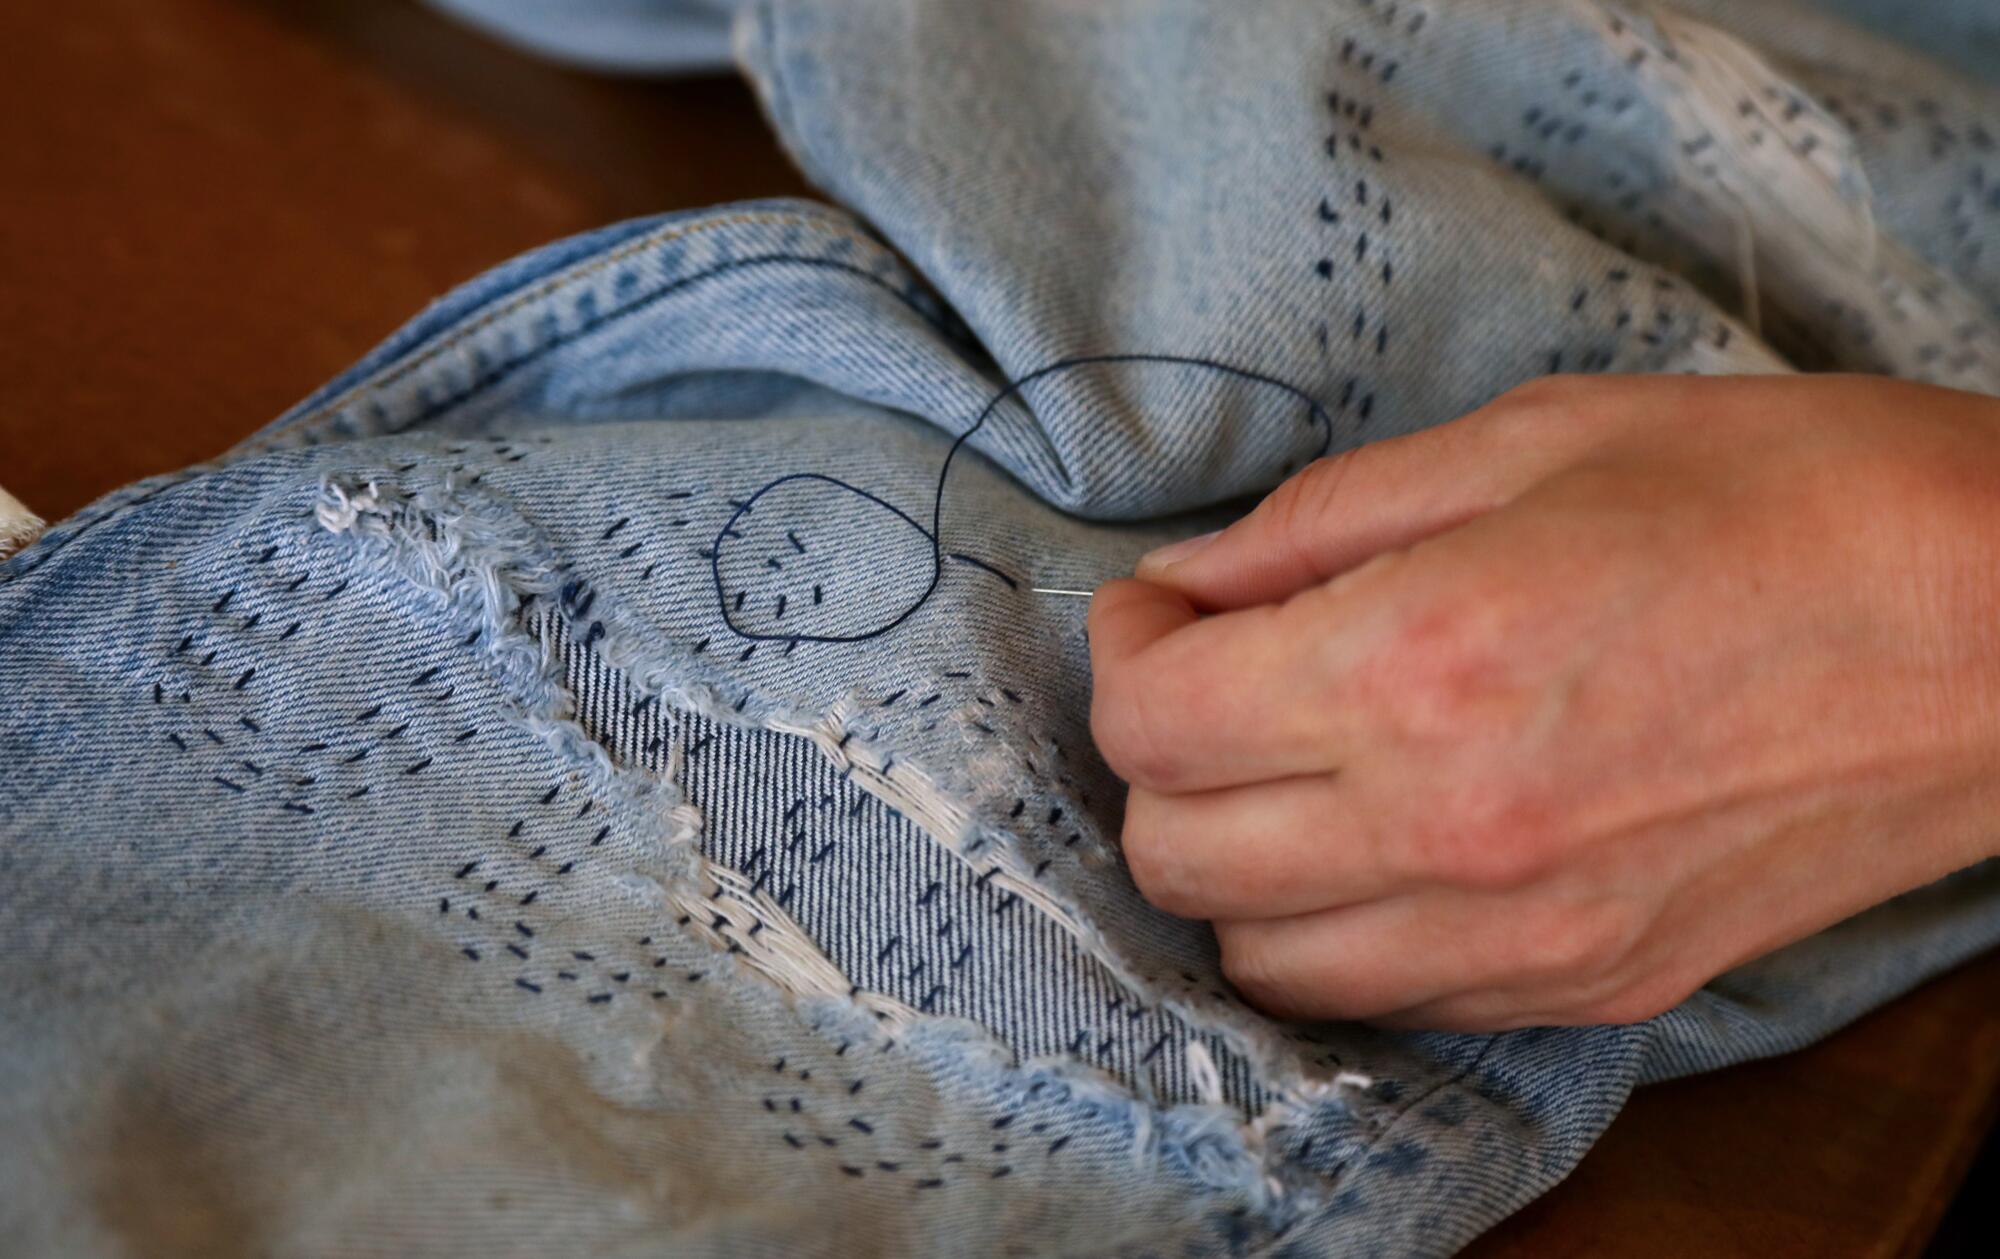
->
xmin=2 ymin=2 xmax=1995 ymax=1254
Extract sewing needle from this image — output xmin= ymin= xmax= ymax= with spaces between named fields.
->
xmin=1031 ymin=587 xmax=1096 ymax=598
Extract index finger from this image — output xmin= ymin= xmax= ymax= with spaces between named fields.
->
xmin=1087 ymin=573 xmax=1390 ymax=792
xmin=1136 ymin=374 xmax=1660 ymax=611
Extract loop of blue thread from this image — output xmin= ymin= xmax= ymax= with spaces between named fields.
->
xmin=711 ymin=353 xmax=1337 ymax=644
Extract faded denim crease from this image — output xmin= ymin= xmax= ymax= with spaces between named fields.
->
xmin=4 ymin=2 xmax=2000 ymax=1257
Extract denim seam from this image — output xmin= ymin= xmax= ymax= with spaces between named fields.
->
xmin=1240 ymin=1037 xmax=1510 ymax=1259
xmin=1 ymin=212 xmax=903 ymax=585
xmin=392 ymin=253 xmax=956 ymax=435
xmin=250 ymin=210 xmax=938 ymax=452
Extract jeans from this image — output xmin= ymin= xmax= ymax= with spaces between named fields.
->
xmin=4 ymin=2 xmax=1999 ymax=1255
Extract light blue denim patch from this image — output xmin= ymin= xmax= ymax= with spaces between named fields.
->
xmin=5 ymin=2 xmax=2000 ymax=1256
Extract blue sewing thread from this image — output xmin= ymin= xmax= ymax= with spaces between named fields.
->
xmin=711 ymin=353 xmax=1334 ymax=643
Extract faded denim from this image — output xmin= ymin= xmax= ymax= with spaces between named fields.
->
xmin=5 ymin=2 xmax=2000 ymax=1256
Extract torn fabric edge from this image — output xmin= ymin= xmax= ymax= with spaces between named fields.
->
xmin=250 ymin=199 xmax=1381 ymax=1109
xmin=312 ymin=470 xmax=1352 ymax=1222
xmin=1572 ymin=1 xmax=2000 ymax=386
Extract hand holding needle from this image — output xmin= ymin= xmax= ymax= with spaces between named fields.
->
xmin=1085 ymin=374 xmax=2000 ymax=1031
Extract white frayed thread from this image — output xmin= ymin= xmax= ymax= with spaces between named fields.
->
xmin=315 ymin=480 xmax=383 ymax=535
xmin=771 ymin=702 xmax=1082 ymax=931
xmin=0 ymin=486 xmax=45 ymax=561
xmin=772 ymin=698 xmax=1379 ymax=1113
xmin=1181 ymin=1039 xmax=1373 ymax=1112
xmin=656 ymin=726 xmax=915 ymax=1021
xmin=1593 ymin=2 xmax=2000 ymax=388
xmin=319 ymin=475 xmax=916 ymax=1023
xmin=1186 ymin=1039 xmax=1225 ymax=1106
xmin=669 ymin=859 xmax=915 ymax=1022
xmin=1186 ymin=1039 xmax=1373 ymax=1202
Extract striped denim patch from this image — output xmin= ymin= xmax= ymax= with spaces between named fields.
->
xmin=550 ymin=615 xmax=1272 ymax=1111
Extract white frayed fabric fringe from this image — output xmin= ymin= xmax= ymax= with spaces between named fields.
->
xmin=0 ymin=487 xmax=44 ymax=561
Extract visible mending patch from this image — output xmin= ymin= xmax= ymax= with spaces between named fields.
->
xmin=570 ymin=632 xmax=1376 ymax=1214
xmin=768 ymin=701 xmax=1083 ymax=932
xmin=1587 ymin=2 xmax=2000 ymax=387
xmin=651 ymin=731 xmax=919 ymax=1025
xmin=542 ymin=611 xmax=1308 ymax=1117
xmin=317 ymin=473 xmax=893 ymax=1017
xmin=565 ymin=566 xmax=1376 ymax=1113
xmin=313 ymin=475 xmax=614 ymax=783
xmin=316 ymin=470 xmax=1366 ymax=1220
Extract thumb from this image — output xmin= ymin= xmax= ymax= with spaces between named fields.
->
xmin=1086 ymin=577 xmax=1201 ymax=677
xmin=1136 ymin=379 xmax=1606 ymax=610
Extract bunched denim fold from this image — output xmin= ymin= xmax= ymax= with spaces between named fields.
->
xmin=5 ymin=2 xmax=2000 ymax=1255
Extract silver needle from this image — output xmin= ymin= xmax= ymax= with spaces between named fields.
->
xmin=1030 ymin=587 xmax=1096 ymax=598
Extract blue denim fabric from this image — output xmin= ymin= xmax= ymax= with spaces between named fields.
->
xmin=1774 ymin=0 xmax=2000 ymax=85
xmin=426 ymin=0 xmax=735 ymax=72
xmin=5 ymin=2 xmax=2000 ymax=1256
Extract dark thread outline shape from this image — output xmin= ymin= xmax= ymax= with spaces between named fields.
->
xmin=711 ymin=352 xmax=1336 ymax=644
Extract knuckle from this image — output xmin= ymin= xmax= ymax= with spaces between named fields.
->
xmin=1483 ymin=375 xmax=1619 ymax=449
xmin=1492 ymin=372 xmax=1597 ymax=418
xmin=1577 ymin=977 xmax=1685 ymax=1026
xmin=1090 ymin=673 xmax=1184 ymax=790
xmin=1588 ymin=901 xmax=1651 ymax=973
xmin=1217 ymin=927 xmax=1306 ymax=1016
xmin=1366 ymin=589 xmax=1523 ymax=744
xmin=1277 ymin=451 xmax=1361 ymax=527
xmin=1264 ymin=450 xmax=1363 ymax=563
xmin=1412 ymin=786 xmax=1562 ymax=889
xmin=1118 ymin=803 xmax=1195 ymax=915
xmin=1466 ymin=808 xmax=1561 ymax=889
xmin=1519 ymin=901 xmax=1633 ymax=981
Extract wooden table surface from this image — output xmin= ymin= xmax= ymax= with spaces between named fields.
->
xmin=4 ymin=2 xmax=1997 ymax=1254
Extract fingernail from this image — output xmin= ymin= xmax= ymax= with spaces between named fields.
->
xmin=1138 ymin=530 xmax=1219 ymax=574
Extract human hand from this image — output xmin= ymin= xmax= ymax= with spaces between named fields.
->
xmin=1088 ymin=375 xmax=2000 ymax=1031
